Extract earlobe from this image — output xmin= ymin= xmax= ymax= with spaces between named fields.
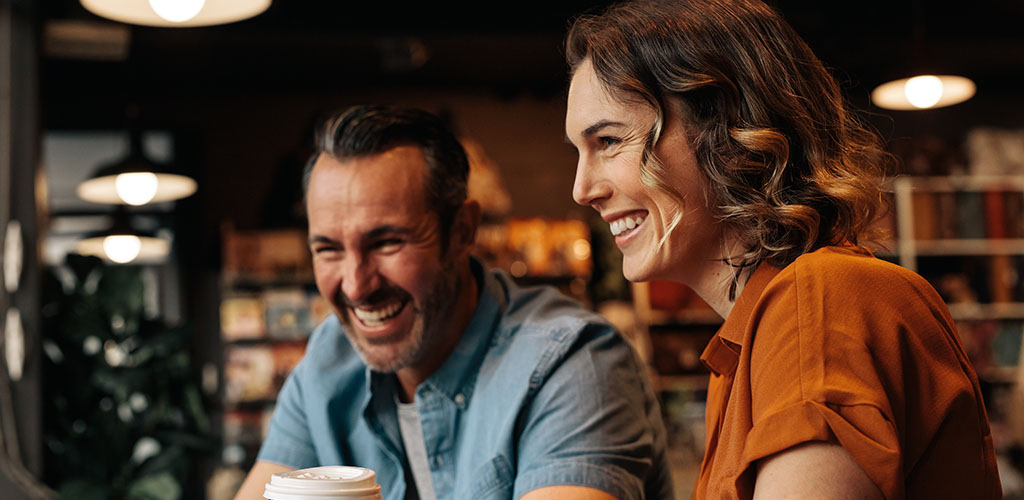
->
xmin=453 ymin=200 xmax=482 ymax=255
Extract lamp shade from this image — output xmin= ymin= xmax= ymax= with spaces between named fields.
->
xmin=871 ymin=74 xmax=976 ymax=111
xmin=74 ymin=207 xmax=171 ymax=264
xmin=77 ymin=130 xmax=197 ymax=206
xmin=80 ymin=0 xmax=270 ymax=27
xmin=76 ymin=233 xmax=170 ymax=264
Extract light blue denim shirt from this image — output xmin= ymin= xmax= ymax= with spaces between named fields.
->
xmin=257 ymin=258 xmax=674 ymax=500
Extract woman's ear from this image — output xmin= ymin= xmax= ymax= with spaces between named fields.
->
xmin=450 ymin=199 xmax=482 ymax=257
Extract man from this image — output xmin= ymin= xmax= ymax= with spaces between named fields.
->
xmin=234 ymin=105 xmax=673 ymax=500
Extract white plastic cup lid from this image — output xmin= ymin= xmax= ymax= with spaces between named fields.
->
xmin=264 ymin=466 xmax=382 ymax=500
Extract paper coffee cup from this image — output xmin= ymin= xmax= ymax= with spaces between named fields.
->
xmin=263 ymin=466 xmax=382 ymax=500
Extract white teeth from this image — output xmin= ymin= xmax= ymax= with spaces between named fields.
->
xmin=352 ymin=301 xmax=403 ymax=326
xmin=609 ymin=215 xmax=645 ymax=236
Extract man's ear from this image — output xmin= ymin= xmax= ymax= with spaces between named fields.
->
xmin=450 ymin=199 xmax=482 ymax=257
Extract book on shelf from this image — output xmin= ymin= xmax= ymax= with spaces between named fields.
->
xmin=984 ymin=190 xmax=1008 ymax=240
xmin=224 ymin=345 xmax=276 ymax=403
xmin=989 ymin=254 xmax=1016 ymax=304
xmin=308 ymin=291 xmax=332 ymax=327
xmin=271 ymin=340 xmax=307 ymax=393
xmin=911 ymin=191 xmax=940 ymax=240
xmin=1002 ymin=191 xmax=1024 ymax=239
xmin=263 ymin=287 xmax=312 ymax=340
xmin=936 ymin=191 xmax=958 ymax=240
xmin=907 ymin=189 xmax=1024 ymax=242
xmin=220 ymin=296 xmax=267 ymax=341
xmin=222 ymin=226 xmax=312 ymax=281
xmin=955 ymin=191 xmax=987 ymax=240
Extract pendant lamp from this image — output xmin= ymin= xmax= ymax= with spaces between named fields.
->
xmin=871 ymin=74 xmax=976 ymax=111
xmin=74 ymin=208 xmax=171 ymax=264
xmin=76 ymin=128 xmax=197 ymax=206
xmin=870 ymin=1 xmax=975 ymax=111
xmin=80 ymin=0 xmax=271 ymax=28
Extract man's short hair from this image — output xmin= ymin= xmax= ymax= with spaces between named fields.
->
xmin=304 ymin=105 xmax=470 ymax=246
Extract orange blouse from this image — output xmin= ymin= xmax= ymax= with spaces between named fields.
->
xmin=694 ymin=246 xmax=1001 ymax=500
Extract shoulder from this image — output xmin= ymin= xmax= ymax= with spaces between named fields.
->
xmin=485 ymin=269 xmax=626 ymax=380
xmin=492 ymin=269 xmax=615 ymax=341
xmin=770 ymin=246 xmax=945 ymax=312
xmin=753 ymin=246 xmax=954 ymax=350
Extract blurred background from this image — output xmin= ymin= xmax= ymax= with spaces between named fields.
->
xmin=3 ymin=0 xmax=1024 ymax=498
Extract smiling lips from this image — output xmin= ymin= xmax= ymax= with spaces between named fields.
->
xmin=351 ymin=299 xmax=408 ymax=327
xmin=609 ymin=213 xmax=646 ymax=237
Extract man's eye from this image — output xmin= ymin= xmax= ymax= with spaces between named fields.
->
xmin=373 ymin=239 xmax=403 ymax=250
xmin=313 ymin=246 xmax=340 ymax=255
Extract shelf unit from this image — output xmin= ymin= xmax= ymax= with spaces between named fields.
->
xmin=887 ymin=174 xmax=1024 ymax=406
xmin=890 ymin=175 xmax=1024 ymax=317
xmin=215 ymin=225 xmax=323 ymax=469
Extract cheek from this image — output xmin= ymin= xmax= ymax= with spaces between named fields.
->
xmin=312 ymin=262 xmax=341 ymax=302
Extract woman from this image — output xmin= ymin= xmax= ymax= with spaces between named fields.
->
xmin=564 ymin=1 xmax=1001 ymax=499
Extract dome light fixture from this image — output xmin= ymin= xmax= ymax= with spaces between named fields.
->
xmin=74 ymin=209 xmax=171 ymax=264
xmin=76 ymin=233 xmax=170 ymax=264
xmin=76 ymin=129 xmax=197 ymax=206
xmin=871 ymin=74 xmax=976 ymax=111
xmin=80 ymin=0 xmax=271 ymax=28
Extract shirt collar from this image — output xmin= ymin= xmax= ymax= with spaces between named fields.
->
xmin=365 ymin=256 xmax=505 ymax=405
xmin=700 ymin=262 xmax=782 ymax=376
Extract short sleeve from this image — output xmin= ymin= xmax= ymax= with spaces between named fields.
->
xmin=744 ymin=270 xmax=904 ymax=498
xmin=256 ymin=363 xmax=319 ymax=469
xmin=511 ymin=323 xmax=671 ymax=500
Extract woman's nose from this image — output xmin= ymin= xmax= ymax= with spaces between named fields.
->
xmin=572 ymin=155 xmax=611 ymax=207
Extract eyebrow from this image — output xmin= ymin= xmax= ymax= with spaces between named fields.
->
xmin=565 ymin=119 xmax=627 ymax=144
xmin=308 ymin=225 xmax=412 ymax=247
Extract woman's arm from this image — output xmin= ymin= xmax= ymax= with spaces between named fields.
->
xmin=753 ymin=441 xmax=884 ymax=500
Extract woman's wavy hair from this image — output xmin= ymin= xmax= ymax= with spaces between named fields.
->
xmin=567 ymin=0 xmax=894 ymax=294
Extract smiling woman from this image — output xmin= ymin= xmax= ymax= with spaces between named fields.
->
xmin=564 ymin=1 xmax=1002 ymax=499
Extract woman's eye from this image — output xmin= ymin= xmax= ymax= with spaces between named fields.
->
xmin=598 ymin=136 xmax=621 ymax=148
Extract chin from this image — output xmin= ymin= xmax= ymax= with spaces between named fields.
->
xmin=621 ymin=259 xmax=657 ymax=283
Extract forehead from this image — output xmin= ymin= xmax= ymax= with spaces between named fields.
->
xmin=566 ymin=60 xmax=653 ymax=136
xmin=306 ymin=145 xmax=429 ymax=220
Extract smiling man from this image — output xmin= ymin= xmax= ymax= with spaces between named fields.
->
xmin=233 ymin=105 xmax=674 ymax=500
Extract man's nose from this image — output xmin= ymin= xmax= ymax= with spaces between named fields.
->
xmin=340 ymin=255 xmax=380 ymax=305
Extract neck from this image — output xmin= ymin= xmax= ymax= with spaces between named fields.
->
xmin=688 ymin=234 xmax=747 ymax=320
xmin=395 ymin=259 xmax=478 ymax=402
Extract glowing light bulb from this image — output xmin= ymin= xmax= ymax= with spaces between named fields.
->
xmin=904 ymin=75 xmax=944 ymax=109
xmin=103 ymin=235 xmax=142 ymax=264
xmin=115 ymin=172 xmax=159 ymax=206
xmin=148 ymin=0 xmax=206 ymax=23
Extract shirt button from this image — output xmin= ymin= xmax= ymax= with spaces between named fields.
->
xmin=454 ymin=393 xmax=466 ymax=408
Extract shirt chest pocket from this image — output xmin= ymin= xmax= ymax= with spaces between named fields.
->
xmin=462 ymin=454 xmax=513 ymax=499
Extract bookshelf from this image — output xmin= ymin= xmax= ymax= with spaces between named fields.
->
xmin=217 ymin=225 xmax=323 ymax=469
xmin=887 ymin=175 xmax=1024 ymax=400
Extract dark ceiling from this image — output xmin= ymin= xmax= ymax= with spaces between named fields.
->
xmin=38 ymin=0 xmax=1024 ymax=120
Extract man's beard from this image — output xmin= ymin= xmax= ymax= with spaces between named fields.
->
xmin=340 ymin=258 xmax=461 ymax=373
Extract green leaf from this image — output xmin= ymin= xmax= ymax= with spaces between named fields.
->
xmin=57 ymin=478 xmax=110 ymax=500
xmin=125 ymin=472 xmax=181 ymax=500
